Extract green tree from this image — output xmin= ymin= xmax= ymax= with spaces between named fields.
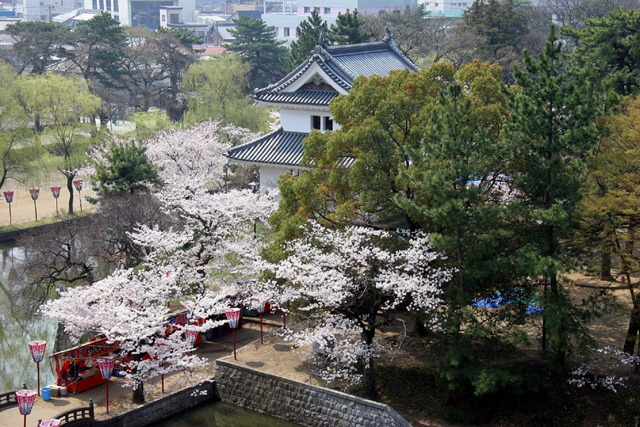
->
xmin=183 ymin=54 xmax=270 ymax=131
xmin=394 ymin=63 xmax=534 ymax=398
xmin=20 ymin=73 xmax=100 ymax=214
xmin=5 ymin=21 xmax=71 ymax=75
xmin=156 ymin=26 xmax=203 ymax=48
xmin=565 ymin=8 xmax=640 ymax=95
xmin=364 ymin=4 xmax=433 ymax=62
xmin=92 ymin=140 xmax=161 ymax=198
xmin=131 ymin=110 xmax=172 ymax=142
xmin=576 ymin=96 xmax=640 ymax=355
xmin=0 ymin=61 xmax=37 ymax=190
xmin=464 ymin=0 xmax=527 ymax=57
xmin=122 ymin=27 xmax=198 ymax=118
xmin=268 ymin=62 xmax=506 ymax=257
xmin=65 ymin=12 xmax=127 ymax=127
xmin=225 ymin=15 xmax=288 ymax=89
xmin=286 ymin=10 xmax=328 ymax=71
xmin=502 ymin=25 xmax=608 ymax=367
xmin=328 ymin=9 xmax=375 ymax=45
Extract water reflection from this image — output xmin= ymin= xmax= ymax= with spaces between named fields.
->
xmin=155 ymin=401 xmax=300 ymax=427
xmin=0 ymin=243 xmax=58 ymax=392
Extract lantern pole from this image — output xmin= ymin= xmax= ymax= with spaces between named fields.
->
xmin=254 ymin=295 xmax=266 ymax=345
xmin=28 ymin=341 xmax=46 ymax=396
xmin=3 ymin=190 xmax=14 ymax=225
xmin=50 ymin=186 xmax=61 ymax=217
xmin=29 ymin=188 xmax=39 ymax=222
xmin=225 ymin=308 xmax=241 ymax=360
xmin=73 ymin=180 xmax=84 ymax=211
xmin=15 ymin=389 xmax=36 ymax=427
xmin=96 ymin=357 xmax=115 ymax=414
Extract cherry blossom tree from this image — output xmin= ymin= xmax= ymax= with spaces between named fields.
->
xmin=42 ymin=121 xmax=278 ymax=403
xmin=255 ymin=223 xmax=453 ymax=398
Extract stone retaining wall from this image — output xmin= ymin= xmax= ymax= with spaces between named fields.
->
xmin=93 ymin=379 xmax=218 ymax=427
xmin=215 ymin=359 xmax=412 ymax=427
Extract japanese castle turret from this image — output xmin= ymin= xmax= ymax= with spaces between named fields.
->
xmin=225 ymin=30 xmax=420 ymax=193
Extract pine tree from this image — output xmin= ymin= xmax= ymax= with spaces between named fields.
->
xmin=503 ymin=25 xmax=607 ymax=367
xmin=92 ymin=140 xmax=162 ymax=199
xmin=286 ymin=10 xmax=328 ymax=71
xmin=328 ymin=9 xmax=375 ymax=45
xmin=225 ymin=15 xmax=288 ymax=89
xmin=565 ymin=8 xmax=640 ymax=95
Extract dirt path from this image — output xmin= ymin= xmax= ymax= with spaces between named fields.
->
xmin=0 ymin=176 xmax=95 ymax=226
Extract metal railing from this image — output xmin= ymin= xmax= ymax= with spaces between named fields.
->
xmin=43 ymin=399 xmax=95 ymax=427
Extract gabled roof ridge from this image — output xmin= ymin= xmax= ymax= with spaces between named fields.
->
xmin=385 ymin=38 xmax=421 ymax=72
xmin=226 ymin=127 xmax=284 ymax=154
xmin=326 ymin=40 xmax=392 ymax=54
xmin=320 ymin=48 xmax=357 ymax=82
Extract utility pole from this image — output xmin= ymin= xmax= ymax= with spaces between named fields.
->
xmin=47 ymin=4 xmax=55 ymax=22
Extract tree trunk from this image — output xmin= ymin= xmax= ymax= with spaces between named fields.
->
xmin=361 ymin=316 xmax=376 ymax=399
xmin=600 ymin=240 xmax=614 ymax=281
xmin=132 ymin=382 xmax=145 ymax=404
xmin=131 ymin=353 xmax=145 ymax=404
xmin=624 ymin=273 xmax=640 ymax=356
xmin=66 ymin=174 xmax=75 ymax=214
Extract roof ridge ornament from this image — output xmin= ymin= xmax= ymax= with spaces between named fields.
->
xmin=383 ymin=23 xmax=392 ymax=42
xmin=317 ymin=28 xmax=327 ymax=49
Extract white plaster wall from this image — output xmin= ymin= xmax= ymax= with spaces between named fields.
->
xmin=281 ymin=108 xmax=340 ymax=133
xmin=260 ymin=165 xmax=294 ymax=193
xmin=281 ymin=109 xmax=316 ymax=133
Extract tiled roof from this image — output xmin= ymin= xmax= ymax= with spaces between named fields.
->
xmin=253 ymin=38 xmax=420 ymax=107
xmin=225 ymin=128 xmax=355 ymax=168
xmin=255 ymin=90 xmax=340 ymax=106
xmin=226 ymin=128 xmax=308 ymax=167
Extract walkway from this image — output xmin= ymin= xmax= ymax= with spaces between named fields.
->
xmin=0 ymin=313 xmax=284 ymax=426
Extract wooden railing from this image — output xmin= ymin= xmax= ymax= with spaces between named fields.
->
xmin=43 ymin=399 xmax=95 ymax=427
xmin=0 ymin=390 xmax=17 ymax=408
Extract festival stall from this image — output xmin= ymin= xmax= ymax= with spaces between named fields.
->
xmin=49 ymin=336 xmax=120 ymax=393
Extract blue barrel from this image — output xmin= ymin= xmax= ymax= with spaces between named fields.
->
xmin=41 ymin=387 xmax=51 ymax=401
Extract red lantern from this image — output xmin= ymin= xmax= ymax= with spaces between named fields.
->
xmin=225 ymin=308 xmax=242 ymax=360
xmin=50 ymin=186 xmax=61 ymax=217
xmin=29 ymin=188 xmax=39 ymax=221
xmin=28 ymin=341 xmax=46 ymax=396
xmin=96 ymin=358 xmax=115 ymax=414
xmin=73 ymin=180 xmax=84 ymax=211
xmin=254 ymin=295 xmax=267 ymax=344
xmin=3 ymin=190 xmax=13 ymax=225
xmin=15 ymin=389 xmax=36 ymax=427
xmin=39 ymin=420 xmax=61 ymax=427
xmin=185 ymin=329 xmax=199 ymax=346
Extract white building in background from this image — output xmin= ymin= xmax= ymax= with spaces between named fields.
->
xmin=82 ymin=0 xmax=195 ymax=27
xmin=418 ymin=0 xmax=467 ymax=18
xmin=16 ymin=0 xmax=83 ymax=21
xmin=262 ymin=0 xmax=413 ymax=41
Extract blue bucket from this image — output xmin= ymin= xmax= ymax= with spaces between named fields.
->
xmin=41 ymin=387 xmax=51 ymax=401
